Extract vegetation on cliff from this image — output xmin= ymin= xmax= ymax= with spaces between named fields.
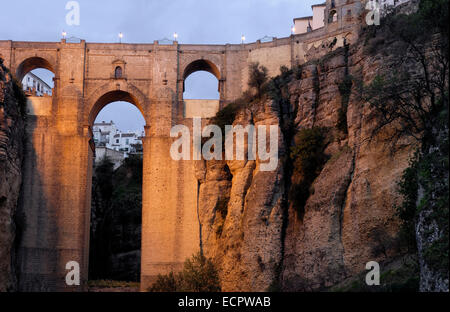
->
xmin=361 ymin=0 xmax=449 ymax=291
xmin=189 ymin=0 xmax=448 ymax=291
xmin=289 ymin=127 xmax=328 ymax=219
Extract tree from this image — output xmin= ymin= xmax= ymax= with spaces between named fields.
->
xmin=248 ymin=62 xmax=269 ymax=98
xmin=360 ymin=0 xmax=449 ymax=291
xmin=361 ymin=0 xmax=448 ymax=150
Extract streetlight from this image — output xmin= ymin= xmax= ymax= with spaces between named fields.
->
xmin=173 ymin=32 xmax=178 ymax=41
xmin=241 ymin=35 xmax=245 ymax=44
xmin=62 ymin=31 xmax=67 ymax=39
xmin=119 ymin=32 xmax=123 ymax=43
xmin=291 ymin=26 xmax=296 ymax=35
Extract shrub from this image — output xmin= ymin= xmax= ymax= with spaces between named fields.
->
xmin=248 ymin=62 xmax=269 ymax=98
xmin=395 ymin=155 xmax=419 ymax=252
xmin=149 ymin=252 xmax=221 ymax=292
xmin=148 ymin=272 xmax=179 ymax=292
xmin=290 ymin=127 xmax=328 ymax=218
xmin=211 ymin=101 xmax=244 ymax=133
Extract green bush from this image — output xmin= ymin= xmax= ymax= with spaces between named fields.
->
xmin=289 ymin=127 xmax=328 ymax=218
xmin=248 ymin=62 xmax=269 ymax=98
xmin=395 ymin=155 xmax=419 ymax=252
xmin=149 ymin=252 xmax=221 ymax=292
xmin=211 ymin=100 xmax=245 ymax=133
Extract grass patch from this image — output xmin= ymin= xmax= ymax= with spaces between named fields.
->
xmin=88 ymin=280 xmax=140 ymax=288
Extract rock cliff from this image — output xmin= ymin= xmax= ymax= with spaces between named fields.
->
xmin=195 ymin=28 xmax=418 ymax=291
xmin=0 ymin=58 xmax=26 ymax=292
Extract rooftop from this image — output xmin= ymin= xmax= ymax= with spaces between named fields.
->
xmin=311 ymin=2 xmax=326 ymax=8
xmin=294 ymin=16 xmax=313 ymax=21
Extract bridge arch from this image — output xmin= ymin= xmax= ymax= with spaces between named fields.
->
xmin=182 ymin=59 xmax=221 ymax=82
xmin=181 ymin=59 xmax=222 ymax=117
xmin=86 ymin=82 xmax=149 ymax=127
xmin=16 ymin=56 xmax=55 ymax=81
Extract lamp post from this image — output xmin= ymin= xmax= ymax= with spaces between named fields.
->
xmin=241 ymin=35 xmax=245 ymax=44
xmin=173 ymin=32 xmax=178 ymax=41
xmin=119 ymin=32 xmax=123 ymax=43
xmin=62 ymin=31 xmax=67 ymax=39
xmin=291 ymin=26 xmax=296 ymax=35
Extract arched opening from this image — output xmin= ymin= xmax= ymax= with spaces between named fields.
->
xmin=16 ymin=57 xmax=55 ymax=115
xmin=16 ymin=57 xmax=54 ymax=82
xmin=329 ymin=10 xmax=338 ymax=23
xmin=183 ymin=59 xmax=221 ymax=118
xmin=88 ymin=92 xmax=145 ymax=290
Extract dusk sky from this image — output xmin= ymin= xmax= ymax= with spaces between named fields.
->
xmin=2 ymin=0 xmax=318 ymax=131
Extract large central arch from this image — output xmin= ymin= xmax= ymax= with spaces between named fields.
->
xmin=85 ymin=81 xmax=150 ymax=128
xmin=85 ymin=87 xmax=149 ymax=287
xmin=88 ymin=90 xmax=145 ymax=126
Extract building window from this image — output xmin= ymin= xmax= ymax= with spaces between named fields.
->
xmin=329 ymin=10 xmax=338 ymax=23
xmin=126 ymin=139 xmax=129 ymax=145
xmin=115 ymin=66 xmax=123 ymax=79
xmin=116 ymin=139 xmax=119 ymax=143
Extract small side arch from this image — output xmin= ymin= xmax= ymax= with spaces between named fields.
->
xmin=16 ymin=56 xmax=55 ymax=81
xmin=182 ymin=59 xmax=221 ymax=92
xmin=328 ymin=10 xmax=338 ymax=23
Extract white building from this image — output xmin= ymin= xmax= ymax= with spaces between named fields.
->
xmin=111 ymin=131 xmax=144 ymax=156
xmin=93 ymin=120 xmax=143 ymax=158
xmin=22 ymin=72 xmax=52 ymax=96
xmin=293 ymin=0 xmax=411 ymax=35
xmin=93 ymin=120 xmax=120 ymax=148
xmin=293 ymin=2 xmax=326 ymax=35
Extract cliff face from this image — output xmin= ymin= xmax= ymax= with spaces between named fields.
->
xmin=0 ymin=59 xmax=26 ymax=292
xmin=281 ymin=38 xmax=415 ymax=291
xmin=195 ymin=30 xmax=416 ymax=291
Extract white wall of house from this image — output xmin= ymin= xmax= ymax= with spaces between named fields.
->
xmin=22 ymin=72 xmax=52 ymax=96
xmin=312 ymin=4 xmax=326 ymax=30
xmin=294 ymin=17 xmax=313 ymax=34
xmin=93 ymin=121 xmax=120 ymax=148
xmin=93 ymin=121 xmax=143 ymax=157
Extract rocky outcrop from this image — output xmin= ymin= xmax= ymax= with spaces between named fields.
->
xmin=0 ymin=58 xmax=26 ymax=292
xmin=195 ymin=99 xmax=286 ymax=291
xmin=196 ymin=27 xmax=417 ymax=291
xmin=282 ymin=40 xmax=415 ymax=290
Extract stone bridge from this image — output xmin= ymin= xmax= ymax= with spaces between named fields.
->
xmin=0 ymin=20 xmax=357 ymax=291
